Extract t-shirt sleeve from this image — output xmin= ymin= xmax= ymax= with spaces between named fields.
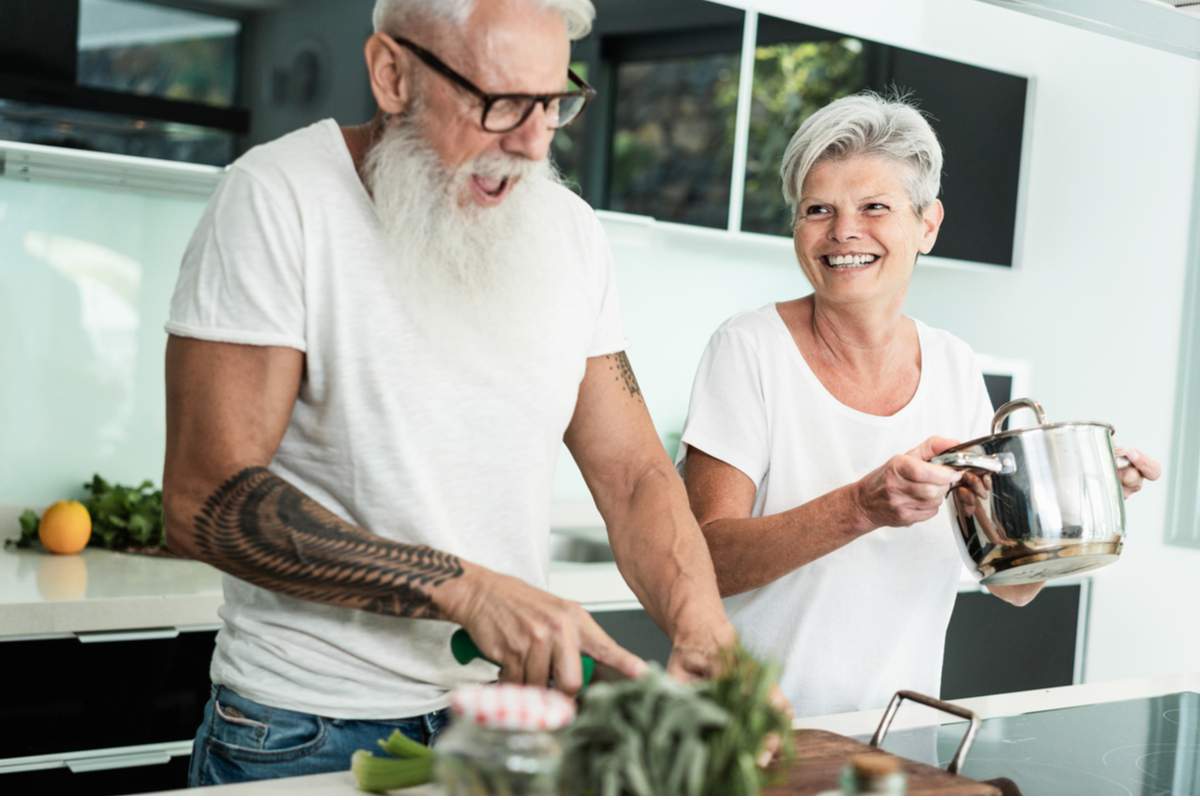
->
xmin=166 ymin=164 xmax=306 ymax=351
xmin=583 ymin=213 xmax=628 ymax=357
xmin=677 ymin=325 xmax=770 ymax=489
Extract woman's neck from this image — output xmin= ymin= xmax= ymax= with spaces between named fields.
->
xmin=807 ymin=295 xmax=912 ymax=375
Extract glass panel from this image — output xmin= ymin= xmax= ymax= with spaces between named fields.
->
xmin=741 ymin=14 xmax=1028 ymax=268
xmin=0 ymin=169 xmax=209 ymax=504
xmin=77 ymin=0 xmax=240 ymax=108
xmin=0 ymin=100 xmax=235 ymax=166
xmin=608 ymin=52 xmax=739 ymax=228
xmin=741 ymin=36 xmax=866 ymax=237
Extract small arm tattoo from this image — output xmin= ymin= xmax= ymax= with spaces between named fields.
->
xmin=607 ymin=351 xmax=642 ymax=400
xmin=193 ymin=467 xmax=463 ymax=618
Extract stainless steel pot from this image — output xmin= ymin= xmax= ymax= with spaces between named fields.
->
xmin=932 ymin=398 xmax=1131 ymax=585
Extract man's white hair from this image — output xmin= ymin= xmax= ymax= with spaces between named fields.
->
xmin=372 ymin=0 xmax=595 ymax=41
xmin=780 ymin=91 xmax=943 ymax=217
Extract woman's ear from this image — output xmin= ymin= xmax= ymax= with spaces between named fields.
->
xmin=919 ymin=198 xmax=945 ymax=255
xmin=364 ymin=33 xmax=412 ymax=116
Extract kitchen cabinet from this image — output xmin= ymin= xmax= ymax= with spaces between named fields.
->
xmin=0 ymin=626 xmax=217 ymax=794
xmin=592 ymin=582 xmax=1086 ymax=701
xmin=942 ymin=582 xmax=1085 ymax=699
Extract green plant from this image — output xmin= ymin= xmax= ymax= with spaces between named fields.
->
xmin=559 ymin=646 xmax=792 ymax=795
xmin=6 ymin=474 xmax=164 ymax=551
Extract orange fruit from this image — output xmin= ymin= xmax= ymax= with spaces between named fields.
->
xmin=39 ymin=500 xmax=92 ymax=555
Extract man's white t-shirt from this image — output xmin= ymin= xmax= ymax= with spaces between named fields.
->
xmin=677 ymin=304 xmax=992 ymax=716
xmin=166 ymin=119 xmax=627 ymax=719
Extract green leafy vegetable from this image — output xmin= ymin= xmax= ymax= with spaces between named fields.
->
xmin=5 ymin=474 xmax=165 ymax=552
xmin=559 ymin=645 xmax=792 ymax=795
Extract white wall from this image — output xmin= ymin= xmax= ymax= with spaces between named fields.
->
xmin=553 ymin=1 xmax=1200 ymax=683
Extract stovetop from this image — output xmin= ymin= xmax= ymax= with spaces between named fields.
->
xmin=875 ymin=692 xmax=1200 ymax=795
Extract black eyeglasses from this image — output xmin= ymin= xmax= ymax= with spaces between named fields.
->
xmin=385 ymin=33 xmax=596 ymax=133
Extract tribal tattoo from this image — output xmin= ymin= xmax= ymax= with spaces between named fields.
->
xmin=193 ymin=467 xmax=463 ymax=618
xmin=607 ymin=351 xmax=642 ymax=400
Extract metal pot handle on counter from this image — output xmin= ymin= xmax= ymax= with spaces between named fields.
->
xmin=871 ymin=690 xmax=980 ymax=775
xmin=931 ymin=397 xmax=1131 ymax=585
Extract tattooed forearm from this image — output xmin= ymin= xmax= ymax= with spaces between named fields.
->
xmin=193 ymin=467 xmax=463 ymax=618
xmin=607 ymin=351 xmax=643 ymax=400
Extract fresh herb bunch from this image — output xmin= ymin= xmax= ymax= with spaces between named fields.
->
xmin=559 ymin=645 xmax=792 ymax=795
xmin=7 ymin=474 xmax=165 ymax=551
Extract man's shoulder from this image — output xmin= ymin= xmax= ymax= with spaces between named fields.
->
xmin=229 ymin=119 xmax=342 ymax=188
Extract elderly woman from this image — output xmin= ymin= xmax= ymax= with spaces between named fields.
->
xmin=677 ymin=92 xmax=1161 ymax=716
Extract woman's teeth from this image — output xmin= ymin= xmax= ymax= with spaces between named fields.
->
xmin=823 ymin=254 xmax=878 ymax=268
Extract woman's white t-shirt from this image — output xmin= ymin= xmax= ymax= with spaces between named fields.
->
xmin=678 ymin=304 xmax=993 ymax=716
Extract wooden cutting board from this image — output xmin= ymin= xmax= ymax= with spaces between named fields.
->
xmin=763 ymin=728 xmax=1004 ymax=795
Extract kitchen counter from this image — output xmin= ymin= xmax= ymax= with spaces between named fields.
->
xmin=0 ymin=504 xmax=639 ymax=639
xmin=165 ymin=672 xmax=1200 ymax=796
xmin=0 ymin=500 xmax=1069 ymax=639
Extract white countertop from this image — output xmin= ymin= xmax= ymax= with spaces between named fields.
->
xmin=165 ymin=671 xmax=1200 ymax=796
xmin=0 ymin=501 xmax=639 ymax=639
xmin=0 ymin=498 xmax=1035 ymax=640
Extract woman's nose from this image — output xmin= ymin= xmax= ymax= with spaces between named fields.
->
xmin=828 ymin=214 xmax=862 ymax=242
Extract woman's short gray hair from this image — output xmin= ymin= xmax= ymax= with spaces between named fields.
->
xmin=372 ymin=0 xmax=595 ymax=41
xmin=780 ymin=91 xmax=943 ymax=216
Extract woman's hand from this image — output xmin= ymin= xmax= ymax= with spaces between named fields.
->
xmin=852 ymin=436 xmax=963 ymax=529
xmin=1115 ymin=447 xmax=1162 ymax=498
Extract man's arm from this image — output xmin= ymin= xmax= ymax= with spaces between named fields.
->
xmin=164 ymin=336 xmax=643 ymax=691
xmin=564 ymin=351 xmax=736 ymax=679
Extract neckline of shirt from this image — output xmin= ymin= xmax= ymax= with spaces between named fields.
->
xmin=319 ymin=117 xmax=380 ymax=218
xmin=765 ymin=302 xmax=929 ymax=427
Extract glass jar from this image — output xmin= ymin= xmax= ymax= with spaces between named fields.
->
xmin=434 ymin=684 xmax=575 ymax=795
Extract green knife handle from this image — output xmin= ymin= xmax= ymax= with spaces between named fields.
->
xmin=451 ymin=629 xmax=595 ymax=688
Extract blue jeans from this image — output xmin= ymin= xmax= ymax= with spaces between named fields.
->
xmin=187 ymin=684 xmax=449 ymax=787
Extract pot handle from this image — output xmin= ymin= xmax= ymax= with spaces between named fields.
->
xmin=991 ymin=397 xmax=1047 ymax=434
xmin=871 ymin=690 xmax=980 ymax=775
xmin=932 ymin=451 xmax=1017 ymax=475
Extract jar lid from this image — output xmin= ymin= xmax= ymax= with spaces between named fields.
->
xmin=449 ymin=684 xmax=576 ymax=731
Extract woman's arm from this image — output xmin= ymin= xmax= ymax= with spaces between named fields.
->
xmin=685 ymin=437 xmax=963 ymax=597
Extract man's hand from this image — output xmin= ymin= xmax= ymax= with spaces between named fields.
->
xmin=665 ymin=622 xmax=738 ymax=682
xmin=443 ymin=566 xmax=646 ymax=696
xmin=852 ymin=436 xmax=962 ymax=529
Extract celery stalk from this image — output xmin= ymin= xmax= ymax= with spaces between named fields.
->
xmin=351 ymin=749 xmax=433 ymax=793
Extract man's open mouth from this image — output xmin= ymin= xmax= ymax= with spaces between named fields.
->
xmin=472 ymin=174 xmax=510 ymax=198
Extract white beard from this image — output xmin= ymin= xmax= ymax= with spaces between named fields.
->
xmin=362 ymin=118 xmax=565 ymax=330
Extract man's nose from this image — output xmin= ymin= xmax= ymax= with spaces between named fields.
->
xmin=500 ymin=102 xmax=556 ymax=162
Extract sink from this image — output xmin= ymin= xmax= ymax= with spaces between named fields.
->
xmin=549 ymin=528 xmax=614 ymax=563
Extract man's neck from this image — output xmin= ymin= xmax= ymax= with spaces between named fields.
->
xmin=341 ymin=117 xmax=382 ymax=176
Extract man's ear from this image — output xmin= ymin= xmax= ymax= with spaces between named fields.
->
xmin=365 ymin=32 xmax=412 ymax=115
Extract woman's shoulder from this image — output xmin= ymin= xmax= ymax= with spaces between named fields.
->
xmin=912 ymin=317 xmax=984 ymax=377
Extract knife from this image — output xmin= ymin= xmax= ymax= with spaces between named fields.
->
xmin=450 ymin=629 xmax=596 ymax=689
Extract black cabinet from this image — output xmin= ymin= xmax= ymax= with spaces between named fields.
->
xmin=941 ymin=583 xmax=1083 ymax=700
xmin=593 ymin=582 xmax=1085 ymax=704
xmin=0 ymin=627 xmax=216 ymax=795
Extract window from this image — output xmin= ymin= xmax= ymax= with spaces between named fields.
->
xmin=741 ymin=14 xmax=1029 ymax=267
xmin=553 ymin=0 xmax=744 ymax=228
xmin=0 ymin=0 xmax=245 ymax=166
xmin=77 ymin=0 xmax=240 ymax=108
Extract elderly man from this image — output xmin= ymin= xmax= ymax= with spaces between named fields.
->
xmin=164 ymin=0 xmax=736 ymax=787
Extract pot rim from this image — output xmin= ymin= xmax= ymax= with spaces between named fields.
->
xmin=944 ymin=419 xmax=1116 ymax=453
